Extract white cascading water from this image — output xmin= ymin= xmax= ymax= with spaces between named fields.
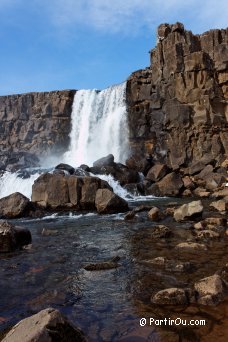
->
xmin=63 ymin=82 xmax=128 ymax=166
xmin=0 ymin=82 xmax=130 ymax=200
xmin=0 ymin=171 xmax=40 ymax=199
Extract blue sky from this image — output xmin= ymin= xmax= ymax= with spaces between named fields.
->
xmin=0 ymin=0 xmax=227 ymax=95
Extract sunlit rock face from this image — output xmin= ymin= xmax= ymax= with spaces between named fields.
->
xmin=0 ymin=90 xmax=76 ymax=161
xmin=126 ymin=23 xmax=227 ymax=171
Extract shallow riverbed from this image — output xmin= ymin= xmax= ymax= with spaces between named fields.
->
xmin=0 ymin=198 xmax=227 ymax=341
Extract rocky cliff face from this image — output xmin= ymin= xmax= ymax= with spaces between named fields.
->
xmin=126 ymin=23 xmax=227 ymax=170
xmin=0 ymin=90 xmax=75 ymax=169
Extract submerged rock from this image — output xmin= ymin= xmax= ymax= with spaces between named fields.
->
xmin=175 ymin=242 xmax=207 ymax=251
xmin=0 ymin=221 xmax=31 ymax=253
xmin=151 ymin=288 xmax=189 ymax=305
xmin=2 ymin=307 xmax=86 ymax=342
xmin=84 ymin=257 xmax=120 ymax=271
xmin=150 ymin=225 xmax=173 ymax=239
xmin=0 ymin=192 xmax=31 ymax=219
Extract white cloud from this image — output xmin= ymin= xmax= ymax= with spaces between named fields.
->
xmin=41 ymin=0 xmax=228 ymax=35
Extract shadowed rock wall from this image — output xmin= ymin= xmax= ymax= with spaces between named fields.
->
xmin=126 ymin=23 xmax=227 ymax=170
xmin=0 ymin=90 xmax=76 ymax=164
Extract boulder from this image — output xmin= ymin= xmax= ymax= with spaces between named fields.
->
xmin=151 ymin=288 xmax=189 ymax=305
xmin=55 ymin=163 xmax=75 ymax=175
xmin=2 ymin=307 xmax=86 ymax=342
xmin=32 ymin=173 xmax=112 ymax=210
xmin=0 ymin=192 xmax=31 ymax=218
xmin=0 ymin=221 xmax=31 ymax=253
xmin=210 ymin=199 xmax=227 ymax=212
xmin=95 ymin=189 xmax=128 ymax=214
xmin=32 ymin=173 xmax=70 ymax=208
xmin=147 ymin=207 xmax=161 ymax=221
xmin=80 ymin=177 xmax=112 ymax=210
xmin=90 ymin=162 xmax=139 ymax=186
xmin=93 ymin=154 xmax=114 ymax=167
xmin=173 ymin=200 xmax=203 ymax=221
xmin=194 ymin=274 xmax=225 ymax=305
xmin=146 ymin=164 xmax=169 ymax=182
xmin=148 ymin=172 xmax=183 ymax=196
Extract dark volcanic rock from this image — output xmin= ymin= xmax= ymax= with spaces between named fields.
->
xmin=55 ymin=163 xmax=75 ymax=175
xmin=126 ymin=23 xmax=227 ymax=172
xmin=2 ymin=307 xmax=86 ymax=342
xmin=90 ymin=161 xmax=139 ymax=186
xmin=93 ymin=154 xmax=115 ymax=167
xmin=0 ymin=192 xmax=31 ymax=218
xmin=0 ymin=221 xmax=31 ymax=253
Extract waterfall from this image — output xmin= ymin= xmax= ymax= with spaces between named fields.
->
xmin=0 ymin=82 xmax=130 ymax=200
xmin=63 ymin=82 xmax=128 ymax=167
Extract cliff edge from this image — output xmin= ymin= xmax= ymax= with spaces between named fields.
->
xmin=126 ymin=22 xmax=227 ymax=170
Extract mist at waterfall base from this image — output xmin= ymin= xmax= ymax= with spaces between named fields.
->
xmin=0 ymin=82 xmax=138 ymax=201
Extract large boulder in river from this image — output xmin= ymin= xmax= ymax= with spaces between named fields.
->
xmin=0 ymin=221 xmax=31 ymax=253
xmin=80 ymin=177 xmax=112 ymax=210
xmin=32 ymin=173 xmax=70 ymax=208
xmin=93 ymin=154 xmax=115 ymax=167
xmin=2 ymin=307 xmax=86 ymax=342
xmin=55 ymin=163 xmax=75 ymax=175
xmin=95 ymin=188 xmax=129 ymax=214
xmin=90 ymin=155 xmax=139 ymax=186
xmin=0 ymin=192 xmax=31 ymax=218
xmin=32 ymin=173 xmax=112 ymax=210
xmin=146 ymin=172 xmax=183 ymax=196
xmin=174 ymin=200 xmax=204 ymax=221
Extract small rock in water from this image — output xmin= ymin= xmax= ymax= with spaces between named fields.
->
xmin=151 ymin=288 xmax=189 ymax=305
xmin=173 ymin=200 xmax=203 ymax=222
xmin=194 ymin=274 xmax=225 ymax=305
xmin=147 ymin=207 xmax=161 ymax=221
xmin=84 ymin=256 xmax=120 ymax=271
xmin=175 ymin=242 xmax=207 ymax=250
xmin=41 ymin=228 xmax=59 ymax=236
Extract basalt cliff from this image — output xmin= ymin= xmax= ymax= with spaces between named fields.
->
xmin=126 ymin=22 xmax=227 ymax=170
xmin=0 ymin=90 xmax=75 ymax=169
xmin=0 ymin=23 xmax=227 ymax=172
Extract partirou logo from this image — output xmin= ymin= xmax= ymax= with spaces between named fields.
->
xmin=140 ymin=317 xmax=206 ymax=327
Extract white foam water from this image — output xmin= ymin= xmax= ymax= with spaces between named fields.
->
xmin=95 ymin=173 xmax=132 ymax=201
xmin=63 ymin=82 xmax=128 ymax=167
xmin=0 ymin=171 xmax=40 ymax=199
